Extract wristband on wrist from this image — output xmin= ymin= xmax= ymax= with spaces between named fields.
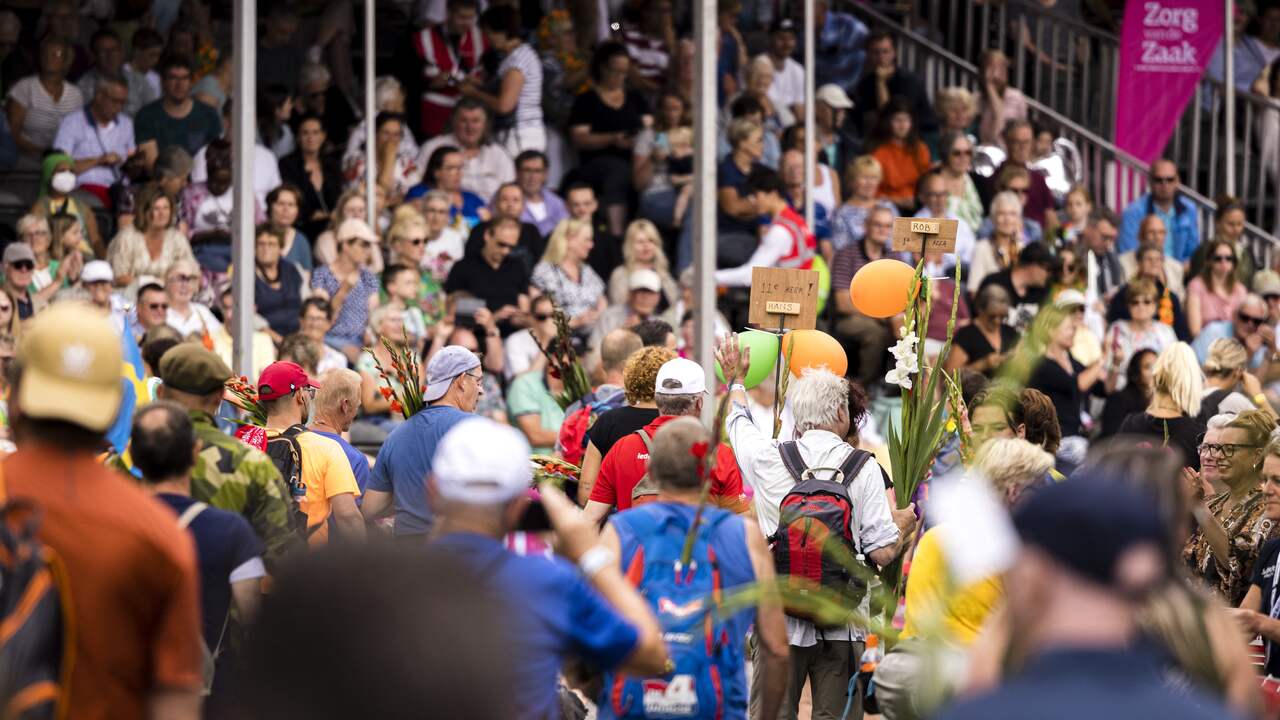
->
xmin=729 ymin=383 xmax=747 ymax=394
xmin=578 ymin=546 xmax=616 ymax=578
xmin=1256 ymin=393 xmax=1269 ymax=407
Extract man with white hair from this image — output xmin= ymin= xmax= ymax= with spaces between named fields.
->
xmin=430 ymin=417 xmax=667 ymax=719
xmin=717 ymin=335 xmax=916 ymax=720
xmin=308 ymin=368 xmax=371 ymax=495
xmin=1192 ymin=293 xmax=1276 ymax=372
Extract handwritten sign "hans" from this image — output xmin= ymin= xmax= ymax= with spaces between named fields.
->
xmin=893 ymin=217 xmax=959 ymax=254
xmin=749 ymin=267 xmax=820 ymax=330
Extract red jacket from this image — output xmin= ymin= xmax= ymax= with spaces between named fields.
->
xmin=590 ymin=415 xmax=748 ymax=513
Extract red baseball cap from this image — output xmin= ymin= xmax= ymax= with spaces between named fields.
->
xmin=257 ymin=361 xmax=320 ymax=401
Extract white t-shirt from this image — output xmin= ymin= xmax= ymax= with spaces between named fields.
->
xmin=167 ymin=303 xmax=223 ymax=339
xmin=7 ymin=76 xmax=85 ymax=151
xmin=765 ymin=54 xmax=806 ymax=112
xmin=191 ymin=141 xmax=282 ymax=207
xmin=715 ymin=224 xmax=792 ymax=287
xmin=422 ymin=227 xmax=466 ymax=278
xmin=503 ymin=329 xmax=543 ymax=381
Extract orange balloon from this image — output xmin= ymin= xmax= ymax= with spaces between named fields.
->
xmin=849 ymin=259 xmax=915 ymax=318
xmin=783 ymin=329 xmax=848 ymax=377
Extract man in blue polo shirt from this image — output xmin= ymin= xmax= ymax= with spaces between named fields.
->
xmin=362 ymin=346 xmax=479 ymax=536
xmin=937 ymin=477 xmax=1234 ymax=720
xmin=430 ymin=418 xmax=668 ymax=719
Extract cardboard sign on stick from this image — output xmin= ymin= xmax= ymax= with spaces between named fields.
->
xmin=893 ymin=217 xmax=959 ymax=254
xmin=748 ymin=266 xmax=820 ymax=330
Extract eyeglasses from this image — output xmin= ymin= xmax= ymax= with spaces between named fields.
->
xmin=1197 ymin=442 xmax=1260 ymax=458
xmin=174 ymin=274 xmax=199 ymax=283
xmin=1212 ymin=254 xmax=1236 ymax=263
xmin=463 ymin=370 xmax=484 ymax=382
xmin=345 ymin=238 xmax=373 ymax=248
xmin=1238 ymin=312 xmax=1267 ymax=326
xmin=1129 ymin=297 xmax=1155 ymax=306
xmin=8 ymin=261 xmax=33 ymax=271
xmin=147 ymin=302 xmax=169 ymax=311
xmin=1152 ymin=176 xmax=1178 ymax=184
xmin=950 ymin=148 xmax=972 ymax=157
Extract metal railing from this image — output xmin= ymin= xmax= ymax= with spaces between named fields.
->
xmin=848 ymin=1 xmax=1280 ymax=267
xmin=906 ymin=0 xmax=1121 ymax=138
xmin=902 ymin=0 xmax=1280 ymax=241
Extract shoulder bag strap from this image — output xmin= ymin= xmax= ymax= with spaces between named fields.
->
xmin=778 ymin=441 xmax=807 ymax=483
xmin=177 ymin=501 xmax=208 ymax=530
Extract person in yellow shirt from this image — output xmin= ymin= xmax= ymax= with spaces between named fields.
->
xmin=259 ymin=361 xmax=365 ymax=545
xmin=875 ymin=438 xmax=1053 ymax=720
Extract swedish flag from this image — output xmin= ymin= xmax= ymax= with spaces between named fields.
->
xmin=104 ymin=324 xmax=151 ymax=463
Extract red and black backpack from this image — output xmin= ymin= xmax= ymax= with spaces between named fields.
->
xmin=769 ymin=442 xmax=872 ymax=626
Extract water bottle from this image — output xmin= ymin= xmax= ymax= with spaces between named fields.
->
xmin=855 ymin=634 xmax=883 ymax=716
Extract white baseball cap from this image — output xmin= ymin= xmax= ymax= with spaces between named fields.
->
xmin=432 ymin=418 xmax=532 ymax=504
xmin=82 ymin=260 xmax=114 ymax=284
xmin=1054 ymin=289 xmax=1087 ymax=310
xmin=655 ymin=357 xmax=706 ymax=395
xmin=816 ymin=84 xmax=854 ymax=110
xmin=629 ymin=268 xmax=662 ymax=294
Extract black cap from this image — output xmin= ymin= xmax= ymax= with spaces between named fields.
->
xmin=1012 ymin=474 xmax=1166 ymax=588
xmin=1017 ymin=241 xmax=1055 ymax=270
xmin=159 ymin=343 xmax=234 ymax=396
xmin=770 ymin=17 xmax=796 ymax=33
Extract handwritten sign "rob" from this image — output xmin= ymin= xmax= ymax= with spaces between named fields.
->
xmin=748 ymin=267 xmax=819 ymax=330
xmin=893 ymin=217 xmax=959 ymax=254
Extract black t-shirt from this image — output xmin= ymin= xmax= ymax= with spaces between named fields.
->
xmin=586 ymin=405 xmax=660 ymax=457
xmin=978 ymin=271 xmax=1049 ymax=331
xmin=567 ymin=89 xmax=651 ymax=165
xmin=851 ymin=68 xmax=938 ymax=135
xmin=465 ymin=221 xmax=545 ymax=271
xmin=1117 ymin=412 xmax=1205 ymax=470
xmin=1252 ymin=538 xmax=1280 ymax=676
xmin=1028 ymin=354 xmax=1086 ymax=438
xmin=445 ymin=254 xmax=533 ymax=335
xmin=585 ymin=223 xmax=624 ymax=285
xmin=953 ymin=323 xmax=1021 ymax=377
xmin=1098 ymin=383 xmax=1149 ymax=440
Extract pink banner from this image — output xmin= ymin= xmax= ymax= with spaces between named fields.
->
xmin=1115 ymin=0 xmax=1223 ymax=164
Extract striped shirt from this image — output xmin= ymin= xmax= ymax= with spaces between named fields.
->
xmin=498 ymin=44 xmax=543 ymax=129
xmin=6 ymin=77 xmax=85 ymax=153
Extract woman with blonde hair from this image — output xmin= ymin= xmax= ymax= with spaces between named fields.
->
xmin=607 ymin=220 xmax=678 ymax=306
xmin=532 ymin=218 xmax=606 ymax=331
xmin=107 ymin=183 xmax=197 ymax=300
xmin=1118 ymin=342 xmax=1207 ymax=469
xmin=1102 ymin=277 xmax=1178 ymax=392
xmin=932 ymin=87 xmax=977 ymax=156
xmin=312 ymin=188 xmax=384 ymax=273
xmin=1184 ymin=409 xmax=1277 ymax=604
xmin=1200 ymin=337 xmax=1276 ymax=422
xmin=830 ymin=155 xmax=897 ymax=253
xmin=967 ymin=191 xmax=1026 ymax=294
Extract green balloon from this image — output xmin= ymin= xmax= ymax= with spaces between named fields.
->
xmin=716 ymin=330 xmax=780 ymax=389
xmin=813 ymin=256 xmax=831 ymax=315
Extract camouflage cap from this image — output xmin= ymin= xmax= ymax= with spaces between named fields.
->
xmin=159 ymin=343 xmax=233 ymax=395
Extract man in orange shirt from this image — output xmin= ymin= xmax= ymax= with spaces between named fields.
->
xmin=4 ymin=302 xmax=202 ymax=718
xmin=583 ymin=357 xmax=748 ymax=526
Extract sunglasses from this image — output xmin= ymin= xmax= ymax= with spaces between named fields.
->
xmin=950 ymin=148 xmax=973 ymax=156
xmin=1007 ymin=186 xmax=1029 ymax=195
xmin=533 ymin=312 xmax=552 ymax=321
xmin=8 ymin=261 xmax=33 ymax=271
xmin=345 ymin=238 xmax=374 ymax=248
xmin=147 ymin=302 xmax=169 ymax=311
xmin=1212 ymin=254 xmax=1236 ymax=263
xmin=405 ymin=237 xmax=427 ymax=246
xmin=1239 ymin=312 xmax=1267 ymax=326
xmin=1152 ymin=176 xmax=1178 ymax=184
xmin=1266 ymin=294 xmax=1280 ymax=302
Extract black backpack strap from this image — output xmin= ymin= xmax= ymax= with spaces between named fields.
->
xmin=778 ymin=441 xmax=807 ymax=483
xmin=836 ymin=448 xmax=873 ymax=488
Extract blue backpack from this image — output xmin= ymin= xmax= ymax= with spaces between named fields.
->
xmin=600 ymin=505 xmax=745 ymax=720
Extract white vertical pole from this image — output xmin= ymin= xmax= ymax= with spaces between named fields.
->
xmin=803 ymin=0 xmax=815 ymax=232
xmin=365 ymin=0 xmax=377 ymax=228
xmin=694 ymin=0 xmax=718 ymax=423
xmin=231 ymin=0 xmax=256 ymax=377
xmin=1224 ymin=0 xmax=1236 ymax=196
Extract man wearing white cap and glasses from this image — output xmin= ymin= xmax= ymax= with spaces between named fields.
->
xmin=362 ymin=346 xmax=482 ymax=537
xmin=583 ymin=357 xmax=748 ymax=527
xmin=590 ymin=268 xmax=666 ymax=349
xmin=430 ymin=417 xmax=667 ymax=719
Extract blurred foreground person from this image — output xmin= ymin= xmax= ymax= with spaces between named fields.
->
xmin=230 ymin=545 xmax=514 ymax=719
xmin=430 ymin=418 xmax=668 ymax=719
xmin=940 ymin=476 xmax=1238 ymax=720
xmin=5 ymin=303 xmax=202 ymax=717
